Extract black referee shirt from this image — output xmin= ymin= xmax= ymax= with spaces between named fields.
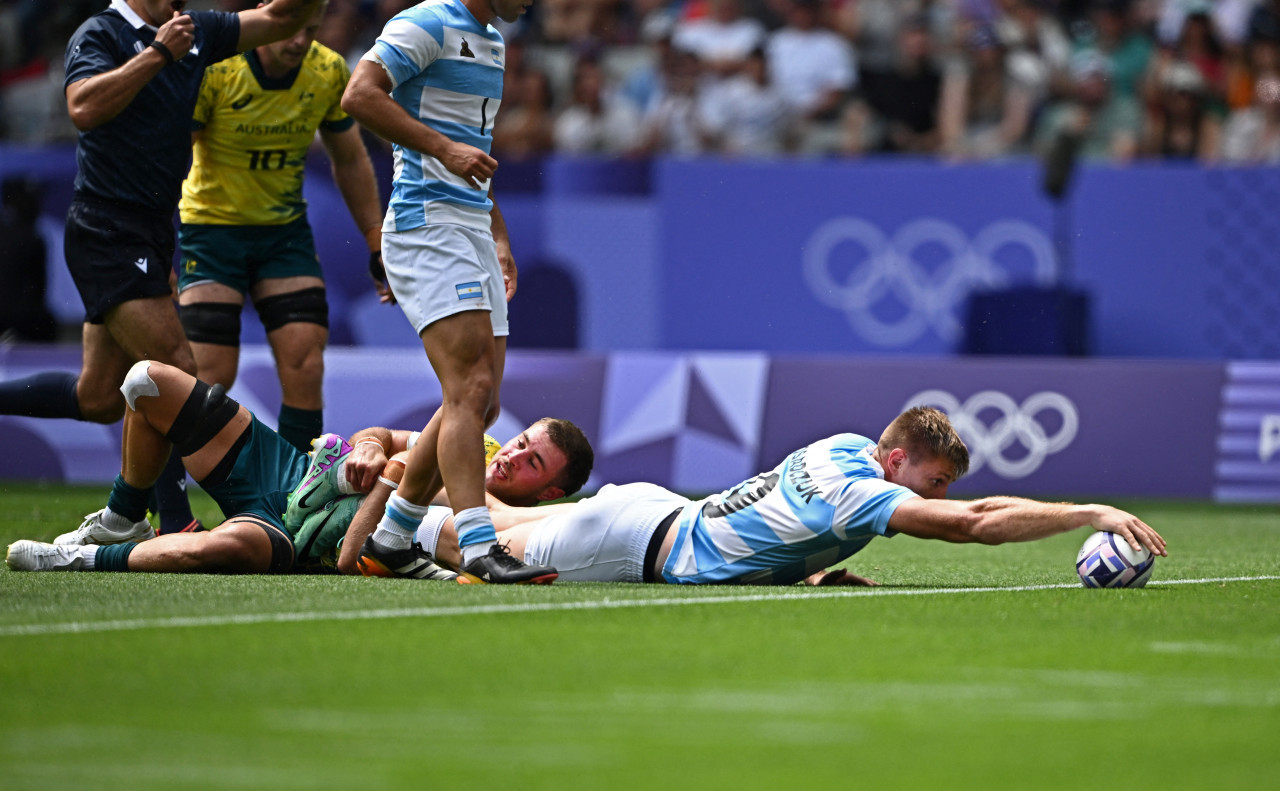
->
xmin=64 ymin=0 xmax=240 ymax=214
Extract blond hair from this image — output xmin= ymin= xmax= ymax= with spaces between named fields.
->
xmin=878 ymin=406 xmax=970 ymax=478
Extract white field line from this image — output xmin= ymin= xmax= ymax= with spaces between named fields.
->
xmin=1 ymin=575 xmax=1277 ymax=638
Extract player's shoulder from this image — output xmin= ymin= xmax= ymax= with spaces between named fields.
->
xmin=304 ymin=41 xmax=352 ymax=75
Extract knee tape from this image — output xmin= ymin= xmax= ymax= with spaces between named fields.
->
xmin=121 ymin=360 xmax=160 ymax=411
xmin=255 ymin=287 xmax=328 ymax=332
xmin=165 ymin=380 xmax=242 ymax=456
xmin=180 ymin=302 xmax=242 ymax=347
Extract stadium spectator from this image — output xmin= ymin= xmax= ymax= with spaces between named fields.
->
xmin=1138 ymin=58 xmax=1222 ymax=160
xmin=1151 ymin=9 xmax=1229 ymax=109
xmin=4 ymin=360 xmax=592 ymax=578
xmin=635 ymin=47 xmax=711 ymax=155
xmin=671 ymin=0 xmax=767 ymax=80
xmin=698 ymin=46 xmax=792 ymax=155
xmin=1225 ymin=27 xmax=1280 ymax=110
xmin=1072 ymin=0 xmax=1155 ymax=102
xmin=764 ymin=0 xmax=857 ymax=155
xmin=856 ymin=16 xmax=945 ymax=154
xmin=1220 ymin=72 xmax=1280 ymax=162
xmin=1034 ymin=47 xmax=1142 ymax=161
xmin=176 ymin=0 xmax=384 ymax=454
xmin=553 ymin=55 xmax=644 ymax=154
xmin=939 ymin=23 xmax=1038 ymax=160
xmin=492 ymin=66 xmax=557 ymax=160
xmin=0 ymin=0 xmax=328 ymax=536
xmin=387 ymin=406 xmax=1168 ymax=585
xmin=340 ymin=0 xmax=560 ymax=584
xmin=994 ymin=0 xmax=1074 ymax=99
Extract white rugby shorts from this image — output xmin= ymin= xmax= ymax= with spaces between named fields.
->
xmin=382 ymin=224 xmax=509 ymax=337
xmin=523 ymin=483 xmax=692 ymax=582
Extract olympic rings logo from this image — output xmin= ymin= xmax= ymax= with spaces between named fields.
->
xmin=802 ymin=217 xmax=1057 ymax=347
xmin=903 ymin=389 xmax=1079 ymax=479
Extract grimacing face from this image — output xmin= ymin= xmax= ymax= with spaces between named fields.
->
xmin=484 ymin=422 xmax=568 ymax=505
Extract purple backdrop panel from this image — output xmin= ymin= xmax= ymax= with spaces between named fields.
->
xmin=760 ymin=357 xmax=1224 ymax=498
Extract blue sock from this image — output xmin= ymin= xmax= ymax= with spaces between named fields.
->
xmin=0 ymin=372 xmax=82 ymax=419
xmin=152 ymin=448 xmax=196 ymax=534
xmin=372 ymin=493 xmax=428 ymax=550
xmin=106 ymin=475 xmax=151 ymax=524
xmin=94 ymin=542 xmax=137 ymax=572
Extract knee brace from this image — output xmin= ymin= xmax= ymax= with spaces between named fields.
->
xmin=120 ymin=360 xmax=160 ymax=411
xmin=165 ymin=380 xmax=242 ymax=456
xmin=255 ymin=287 xmax=328 ymax=332
xmin=180 ymin=302 xmax=242 ymax=347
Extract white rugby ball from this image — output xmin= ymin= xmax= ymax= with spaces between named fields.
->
xmin=1076 ymin=531 xmax=1155 ymax=588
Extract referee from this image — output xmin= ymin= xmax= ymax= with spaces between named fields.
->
xmin=0 ymin=0 xmax=323 ymax=533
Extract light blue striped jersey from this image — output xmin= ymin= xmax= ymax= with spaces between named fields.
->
xmin=662 ymin=434 xmax=918 ymax=585
xmin=362 ymin=0 xmax=505 ymax=232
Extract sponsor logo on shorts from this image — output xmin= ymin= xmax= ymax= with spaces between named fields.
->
xmin=456 ymin=282 xmax=483 ymax=300
xmin=133 ymin=257 xmax=148 ymax=273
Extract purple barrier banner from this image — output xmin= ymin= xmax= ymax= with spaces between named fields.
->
xmin=0 ymin=346 xmax=1230 ymax=500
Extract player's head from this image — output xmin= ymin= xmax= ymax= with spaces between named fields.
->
xmin=486 ymin=0 xmax=533 ymax=25
xmin=135 ymin=0 xmax=189 ymax=26
xmin=485 ymin=418 xmax=594 ymax=506
xmin=877 ymin=406 xmax=969 ymax=499
xmin=258 ymin=0 xmax=328 ymax=70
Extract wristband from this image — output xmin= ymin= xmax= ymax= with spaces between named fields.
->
xmin=355 ymin=437 xmax=387 ymax=454
xmin=369 ymin=250 xmax=387 ymax=282
xmin=149 ymin=40 xmax=176 ymax=66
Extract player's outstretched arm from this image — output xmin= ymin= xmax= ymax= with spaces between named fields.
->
xmin=236 ymin=0 xmax=323 ymax=53
xmin=804 ymin=569 xmax=880 ymax=587
xmin=888 ymin=497 xmax=1167 ymax=556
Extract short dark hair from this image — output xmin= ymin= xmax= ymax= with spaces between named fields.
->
xmin=536 ymin=417 xmax=594 ymax=497
xmin=879 ymin=406 xmax=970 ymax=479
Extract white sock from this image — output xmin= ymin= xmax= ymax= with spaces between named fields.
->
xmin=102 ymin=507 xmax=139 ymax=530
xmin=81 ymin=545 xmax=99 ymax=570
xmin=372 ymin=493 xmax=429 ymax=551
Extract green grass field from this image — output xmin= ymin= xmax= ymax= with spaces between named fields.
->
xmin=2 ymin=482 xmax=1278 ymax=790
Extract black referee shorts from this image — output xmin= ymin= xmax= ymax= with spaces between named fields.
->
xmin=64 ymin=199 xmax=176 ymax=323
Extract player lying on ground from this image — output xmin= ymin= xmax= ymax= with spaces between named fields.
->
xmin=366 ymin=406 xmax=1166 ymax=586
xmin=5 ymin=361 xmax=592 ymax=581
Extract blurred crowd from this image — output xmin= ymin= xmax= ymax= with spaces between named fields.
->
xmin=5 ymin=0 xmax=1280 ymax=164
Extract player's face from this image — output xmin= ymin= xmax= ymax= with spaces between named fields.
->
xmin=885 ymin=450 xmax=955 ymax=500
xmin=489 ymin=0 xmax=532 ymax=24
xmin=137 ymin=0 xmax=187 ymax=26
xmin=485 ymin=423 xmax=568 ymax=506
xmin=261 ymin=4 xmax=325 ymax=70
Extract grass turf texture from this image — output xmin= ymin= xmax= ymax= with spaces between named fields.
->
xmin=1 ymin=482 xmax=1277 ymax=790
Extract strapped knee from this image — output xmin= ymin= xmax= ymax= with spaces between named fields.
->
xmin=255 ymin=287 xmax=328 ymax=332
xmin=180 ymin=302 xmax=242 ymax=347
xmin=165 ymin=380 xmax=242 ymax=456
xmin=121 ymin=360 xmax=160 ymax=411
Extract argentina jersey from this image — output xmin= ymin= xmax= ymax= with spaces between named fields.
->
xmin=364 ymin=0 xmax=504 ymax=232
xmin=662 ymin=434 xmax=919 ymax=586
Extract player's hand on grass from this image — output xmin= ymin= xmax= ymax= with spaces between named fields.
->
xmin=156 ymin=11 xmax=196 ymax=61
xmin=805 ymin=569 xmax=880 ymax=587
xmin=1089 ymin=505 xmax=1167 ymax=557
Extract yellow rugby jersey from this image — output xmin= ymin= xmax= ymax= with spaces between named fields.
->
xmin=179 ymin=43 xmax=353 ymax=226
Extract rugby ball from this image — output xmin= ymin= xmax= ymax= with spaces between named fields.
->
xmin=1076 ymin=531 xmax=1154 ymax=588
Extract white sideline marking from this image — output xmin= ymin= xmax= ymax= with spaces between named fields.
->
xmin=1 ymin=575 xmax=1277 ymax=638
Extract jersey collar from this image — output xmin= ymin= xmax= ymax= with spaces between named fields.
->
xmin=111 ymin=0 xmax=157 ymax=32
